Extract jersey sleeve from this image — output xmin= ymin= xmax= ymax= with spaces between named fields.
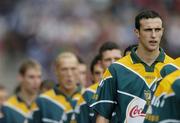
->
xmin=160 ymin=64 xmax=178 ymax=78
xmin=172 ymin=78 xmax=180 ymax=99
xmin=90 ymin=65 xmax=117 ymax=119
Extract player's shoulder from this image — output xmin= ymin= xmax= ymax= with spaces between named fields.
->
xmin=4 ymin=95 xmax=18 ymax=106
xmin=113 ymin=54 xmax=132 ymax=66
xmin=40 ymin=89 xmax=55 ymax=98
xmin=160 ymin=56 xmax=178 ymax=77
xmin=156 ymin=70 xmax=180 ymax=96
xmin=37 ymin=89 xmax=57 ymax=103
xmin=164 ymin=54 xmax=174 ymax=64
xmin=108 ymin=54 xmax=133 ymax=74
xmin=85 ymin=83 xmax=99 ymax=94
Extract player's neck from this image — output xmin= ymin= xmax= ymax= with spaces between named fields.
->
xmin=136 ymin=46 xmax=160 ymax=66
xmin=59 ymin=85 xmax=77 ymax=97
xmin=19 ymin=88 xmax=37 ymax=106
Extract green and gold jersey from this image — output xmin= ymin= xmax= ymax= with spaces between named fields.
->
xmin=144 ymin=58 xmax=180 ymax=123
xmin=76 ymin=83 xmax=98 ymax=123
xmin=2 ymin=95 xmax=36 ymax=123
xmin=90 ymin=48 xmax=174 ymax=123
xmin=175 ymin=57 xmax=180 ymax=67
xmin=29 ymin=86 xmax=82 ymax=123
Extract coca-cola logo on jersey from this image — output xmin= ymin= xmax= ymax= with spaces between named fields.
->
xmin=125 ymin=97 xmax=146 ymax=123
xmin=129 ymin=105 xmax=145 ymax=118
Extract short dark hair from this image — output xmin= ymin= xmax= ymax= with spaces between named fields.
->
xmin=135 ymin=10 xmax=163 ymax=30
xmin=90 ymin=54 xmax=101 ymax=74
xmin=123 ymin=44 xmax=138 ymax=56
xmin=19 ymin=59 xmax=41 ymax=75
xmin=99 ymin=41 xmax=120 ymax=59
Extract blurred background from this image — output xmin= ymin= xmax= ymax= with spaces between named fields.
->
xmin=0 ymin=0 xmax=180 ymax=92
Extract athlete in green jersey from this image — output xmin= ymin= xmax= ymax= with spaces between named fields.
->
xmin=29 ymin=52 xmax=82 ymax=123
xmin=2 ymin=59 xmax=42 ymax=123
xmin=91 ymin=10 xmax=174 ymax=123
xmin=77 ymin=43 xmax=122 ymax=123
xmin=144 ymin=58 xmax=180 ymax=123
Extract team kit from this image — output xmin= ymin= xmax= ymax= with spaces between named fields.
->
xmin=0 ymin=10 xmax=180 ymax=123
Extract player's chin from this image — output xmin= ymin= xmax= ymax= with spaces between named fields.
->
xmin=65 ymin=84 xmax=76 ymax=91
xmin=147 ymin=45 xmax=159 ymax=52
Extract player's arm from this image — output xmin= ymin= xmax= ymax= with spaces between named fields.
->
xmin=166 ymin=70 xmax=180 ymax=99
xmin=96 ymin=114 xmax=109 ymax=123
xmin=90 ymin=65 xmax=117 ymax=120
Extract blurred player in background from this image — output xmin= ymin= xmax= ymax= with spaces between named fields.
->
xmin=76 ymin=54 xmax=103 ymax=123
xmin=0 ymin=85 xmax=8 ymax=108
xmin=99 ymin=41 xmax=122 ymax=71
xmin=77 ymin=41 xmax=122 ymax=123
xmin=77 ymin=57 xmax=88 ymax=87
xmin=30 ymin=52 xmax=83 ymax=123
xmin=2 ymin=59 xmax=42 ymax=123
xmin=91 ymin=10 xmax=174 ymax=123
xmin=0 ymin=85 xmax=8 ymax=122
xmin=90 ymin=54 xmax=103 ymax=84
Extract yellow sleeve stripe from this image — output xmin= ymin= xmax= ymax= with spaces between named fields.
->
xmin=155 ymin=70 xmax=180 ymax=96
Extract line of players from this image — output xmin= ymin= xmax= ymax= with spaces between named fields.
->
xmin=0 ymin=10 xmax=179 ymax=123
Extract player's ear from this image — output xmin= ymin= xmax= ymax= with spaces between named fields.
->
xmin=134 ymin=28 xmax=140 ymax=38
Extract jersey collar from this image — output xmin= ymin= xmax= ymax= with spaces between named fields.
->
xmin=54 ymin=85 xmax=81 ymax=99
xmin=130 ymin=47 xmax=165 ymax=64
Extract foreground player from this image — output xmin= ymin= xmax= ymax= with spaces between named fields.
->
xmin=2 ymin=59 xmax=42 ymax=123
xmin=144 ymin=58 xmax=180 ymax=123
xmin=30 ymin=52 xmax=82 ymax=123
xmin=91 ymin=10 xmax=174 ymax=123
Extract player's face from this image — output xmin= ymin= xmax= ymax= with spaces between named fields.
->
xmin=135 ymin=18 xmax=164 ymax=52
xmin=92 ymin=64 xmax=103 ymax=83
xmin=102 ymin=49 xmax=122 ymax=69
xmin=78 ymin=64 xmax=87 ymax=87
xmin=56 ymin=57 xmax=78 ymax=91
xmin=0 ymin=89 xmax=8 ymax=106
xmin=21 ymin=68 xmax=42 ymax=95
